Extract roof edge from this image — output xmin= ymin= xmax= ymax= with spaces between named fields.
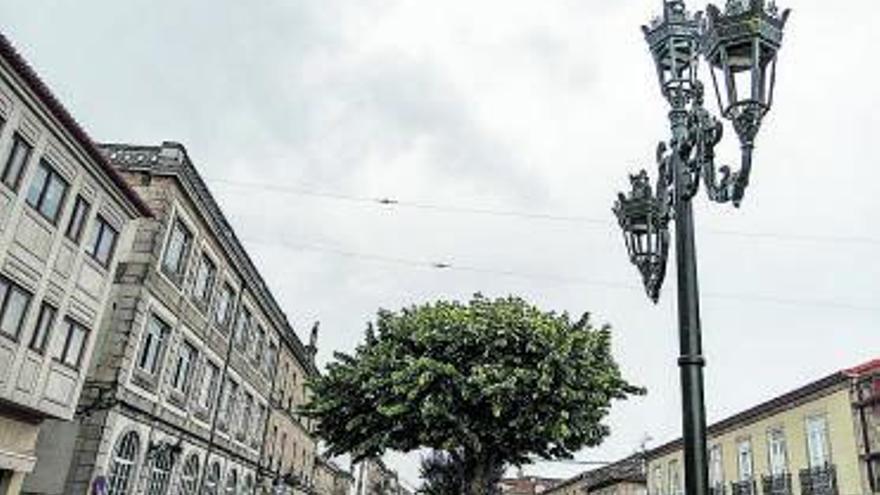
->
xmin=0 ymin=31 xmax=152 ymax=218
xmin=647 ymin=370 xmax=849 ymax=459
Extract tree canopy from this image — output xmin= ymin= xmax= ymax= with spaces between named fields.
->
xmin=302 ymin=294 xmax=643 ymax=493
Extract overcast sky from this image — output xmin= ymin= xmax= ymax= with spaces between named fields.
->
xmin=2 ymin=0 xmax=878 ymax=488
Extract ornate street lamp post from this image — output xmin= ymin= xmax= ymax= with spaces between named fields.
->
xmin=613 ymin=1 xmax=789 ymax=494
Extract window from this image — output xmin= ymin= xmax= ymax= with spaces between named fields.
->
xmin=264 ymin=343 xmax=277 ymax=376
xmin=220 ymin=380 xmax=239 ymax=428
xmin=234 ymin=308 xmax=252 ymax=351
xmin=28 ymin=302 xmax=56 ymax=353
xmin=254 ymin=404 xmax=266 ymax=444
xmin=870 ymin=457 xmax=880 ymax=493
xmin=737 ymin=439 xmax=754 ymax=481
xmin=240 ymin=392 xmax=253 ymax=440
xmin=50 ymin=318 xmax=90 ymax=369
xmin=162 ymin=218 xmax=193 ymax=280
xmin=253 ymin=325 xmax=265 ymax=363
xmin=280 ymin=432 xmax=287 ymax=473
xmin=205 ymin=462 xmax=221 ymax=495
xmin=199 ymin=361 xmax=220 ymax=410
xmin=178 ymin=455 xmax=200 ymax=495
xmin=86 ymin=215 xmax=119 ymax=267
xmin=224 ymin=469 xmax=238 ymax=495
xmin=138 ymin=314 xmax=170 ymax=374
xmin=107 ymin=431 xmax=140 ymax=495
xmin=2 ymin=133 xmax=32 ymax=191
xmin=244 ymin=475 xmax=254 ymax=495
xmin=668 ymin=460 xmax=682 ymax=495
xmin=65 ymin=195 xmax=90 ymax=243
xmin=145 ymin=450 xmax=173 ymax=495
xmin=0 ymin=277 xmax=31 ymax=341
xmin=26 ymin=160 xmax=69 ymax=224
xmin=806 ymin=415 xmax=830 ymax=467
xmin=709 ymin=445 xmax=724 ymax=488
xmin=214 ymin=284 xmax=234 ymax=328
xmin=767 ymin=428 xmax=788 ymax=475
xmin=170 ymin=341 xmax=197 ymax=392
xmin=192 ymin=253 xmax=216 ymax=305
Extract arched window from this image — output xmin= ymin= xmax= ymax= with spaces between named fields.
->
xmin=204 ymin=461 xmax=221 ymax=495
xmin=224 ymin=469 xmax=238 ymax=495
xmin=242 ymin=474 xmax=254 ymax=495
xmin=146 ymin=448 xmax=174 ymax=495
xmin=176 ymin=454 xmax=200 ymax=495
xmin=108 ymin=431 xmax=141 ymax=495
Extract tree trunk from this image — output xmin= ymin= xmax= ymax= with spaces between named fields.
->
xmin=463 ymin=452 xmax=501 ymax=495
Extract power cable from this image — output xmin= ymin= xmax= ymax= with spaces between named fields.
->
xmin=241 ymin=237 xmax=880 ymax=313
xmin=206 ymin=178 xmax=880 ymax=246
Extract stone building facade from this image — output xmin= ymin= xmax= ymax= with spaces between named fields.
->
xmin=23 ymin=141 xmax=319 ymax=495
xmin=313 ymin=456 xmax=353 ymax=495
xmin=259 ymin=323 xmax=322 ymax=494
xmin=646 ymin=359 xmax=880 ymax=495
xmin=0 ymin=33 xmax=150 ymax=495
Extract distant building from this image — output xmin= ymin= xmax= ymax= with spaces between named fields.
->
xmin=497 ymin=474 xmax=561 ymax=494
xmin=0 ymin=31 xmax=149 ymax=494
xmin=314 ymin=456 xmax=354 ymax=495
xmin=646 ymin=359 xmax=880 ymax=495
xmin=260 ymin=321 xmax=322 ymax=493
xmin=541 ymin=455 xmax=646 ymax=495
xmin=355 ymin=458 xmax=408 ymax=495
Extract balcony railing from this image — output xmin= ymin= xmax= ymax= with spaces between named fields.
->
xmin=799 ymin=464 xmax=838 ymax=495
xmin=731 ymin=479 xmax=757 ymax=495
xmin=762 ymin=473 xmax=793 ymax=495
xmin=709 ymin=483 xmax=726 ymax=495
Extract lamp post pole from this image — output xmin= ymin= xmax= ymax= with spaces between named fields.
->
xmin=670 ymin=100 xmax=710 ymax=495
xmin=612 ymin=3 xmax=790 ymax=494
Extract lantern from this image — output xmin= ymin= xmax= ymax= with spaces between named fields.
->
xmin=642 ymin=0 xmax=702 ymax=103
xmin=702 ymin=0 xmax=790 ymax=146
xmin=613 ymin=170 xmax=671 ymax=302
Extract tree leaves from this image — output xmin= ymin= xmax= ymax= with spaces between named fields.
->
xmin=301 ymin=293 xmax=645 ymax=473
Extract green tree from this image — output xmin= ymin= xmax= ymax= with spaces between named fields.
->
xmin=303 ymin=294 xmax=643 ymax=495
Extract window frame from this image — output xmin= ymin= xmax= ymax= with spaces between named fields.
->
xmin=170 ymin=339 xmax=197 ymax=393
xmin=107 ymin=431 xmax=140 ymax=495
xmin=2 ymin=132 xmax=33 ymax=191
xmin=234 ymin=307 xmax=252 ymax=351
xmin=737 ymin=437 xmax=754 ymax=481
xmin=805 ymin=414 xmax=831 ymax=468
xmin=137 ymin=314 xmax=170 ymax=375
xmin=214 ymin=283 xmax=235 ymax=329
xmin=28 ymin=301 xmax=57 ymax=354
xmin=191 ymin=251 xmax=217 ymax=307
xmin=199 ymin=360 xmax=220 ymax=411
xmin=766 ymin=427 xmax=789 ymax=476
xmin=65 ymin=194 xmax=91 ymax=243
xmin=161 ymin=217 xmax=194 ymax=283
xmin=53 ymin=317 xmax=90 ymax=370
xmin=178 ymin=454 xmax=200 ymax=495
xmin=86 ymin=214 xmax=119 ymax=268
xmin=0 ymin=276 xmax=32 ymax=342
xmin=25 ymin=159 xmax=70 ymax=225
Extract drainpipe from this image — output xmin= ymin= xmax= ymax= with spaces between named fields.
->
xmin=255 ymin=330 xmax=282 ymax=493
xmin=196 ymin=289 xmax=242 ymax=494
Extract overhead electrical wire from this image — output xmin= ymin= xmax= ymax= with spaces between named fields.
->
xmin=241 ymin=237 xmax=880 ymax=313
xmin=206 ymin=178 xmax=880 ymax=246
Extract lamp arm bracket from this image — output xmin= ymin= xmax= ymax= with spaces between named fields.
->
xmin=689 ymin=105 xmax=753 ymax=207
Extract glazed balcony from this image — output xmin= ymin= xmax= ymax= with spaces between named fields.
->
xmin=762 ymin=473 xmax=793 ymax=495
xmin=730 ymin=479 xmax=757 ymax=495
xmin=799 ymin=464 xmax=838 ymax=495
